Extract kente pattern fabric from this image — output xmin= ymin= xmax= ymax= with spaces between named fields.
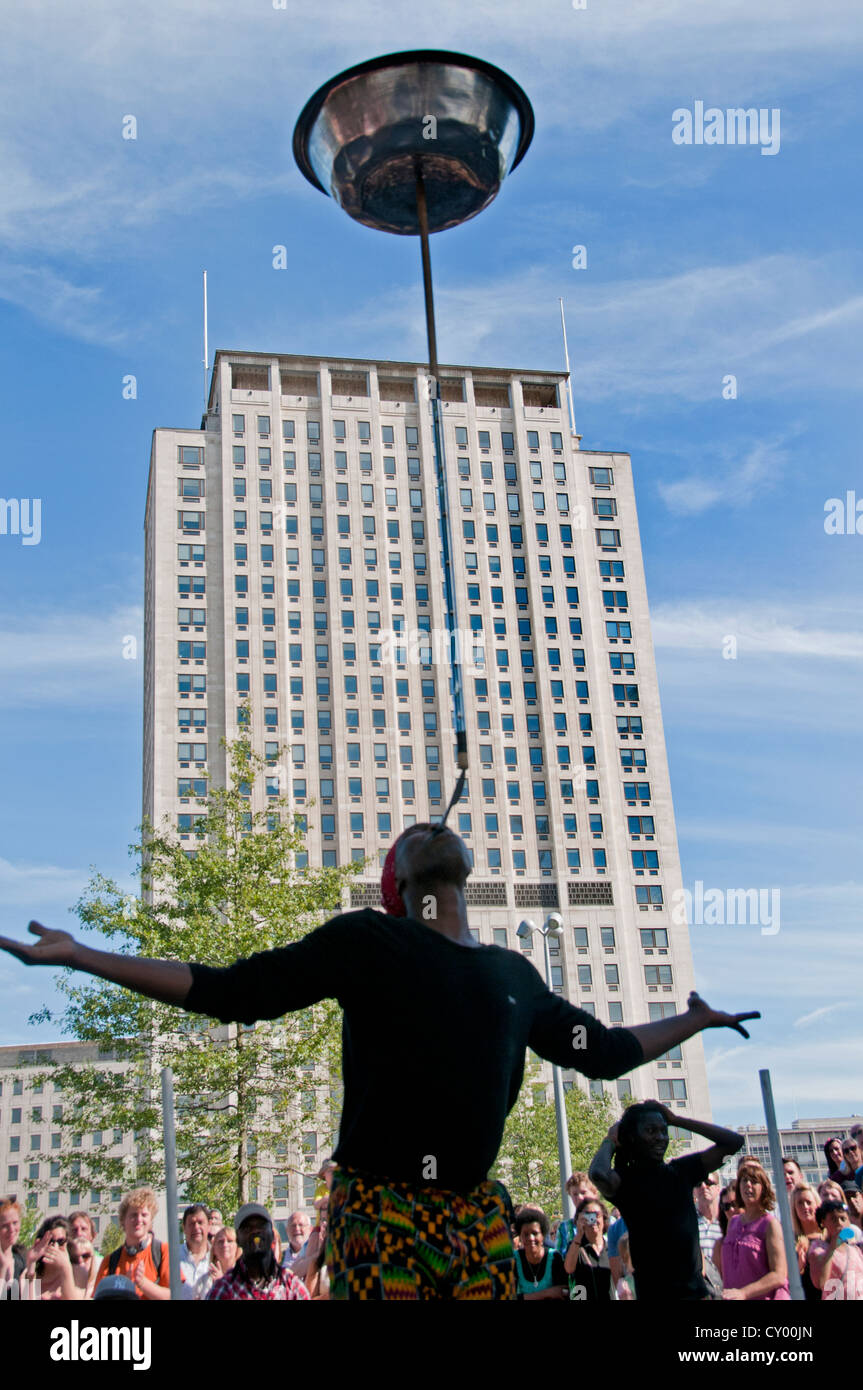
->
xmin=325 ymin=1166 xmax=517 ymax=1301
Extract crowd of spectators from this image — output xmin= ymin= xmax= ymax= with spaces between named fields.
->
xmin=2 ymin=1123 xmax=861 ymax=1301
xmin=0 ymin=1160 xmax=335 ymax=1302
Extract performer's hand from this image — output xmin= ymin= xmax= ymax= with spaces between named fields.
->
xmin=686 ymin=991 xmax=760 ymax=1039
xmin=0 ymin=921 xmax=79 ymax=967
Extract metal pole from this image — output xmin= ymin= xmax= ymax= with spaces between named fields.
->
xmin=160 ymin=1066 xmax=183 ymax=1300
xmin=558 ymin=298 xmax=577 ymax=438
xmin=759 ymin=1068 xmax=805 ymax=1300
xmin=415 ymin=162 xmax=468 ymax=779
xmin=542 ymin=930 xmax=574 ymax=1222
xmin=203 ymin=270 xmax=209 ymax=415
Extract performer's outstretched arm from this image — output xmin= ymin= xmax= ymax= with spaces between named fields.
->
xmin=627 ymin=990 xmax=760 ymax=1062
xmin=0 ymin=922 xmax=193 ymax=1005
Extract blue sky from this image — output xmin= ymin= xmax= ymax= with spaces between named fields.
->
xmin=0 ymin=0 xmax=861 ymax=1128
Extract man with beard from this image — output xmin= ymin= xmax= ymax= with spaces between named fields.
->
xmin=589 ymin=1101 xmax=743 ymax=1301
xmin=206 ymin=1205 xmax=309 ymax=1301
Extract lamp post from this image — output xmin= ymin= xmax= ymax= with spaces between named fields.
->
xmin=293 ymin=50 xmax=533 ymax=822
xmin=517 ymin=914 xmax=574 ymax=1221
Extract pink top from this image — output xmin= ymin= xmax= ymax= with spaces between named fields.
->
xmin=723 ymin=1214 xmax=790 ymax=1300
xmin=809 ymin=1235 xmax=863 ymax=1300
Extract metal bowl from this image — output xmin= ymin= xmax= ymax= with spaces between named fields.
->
xmin=293 ymin=49 xmax=534 ymax=235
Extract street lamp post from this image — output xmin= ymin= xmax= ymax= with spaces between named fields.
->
xmin=293 ymin=49 xmax=533 ymax=824
xmin=517 ymin=914 xmax=574 ymax=1222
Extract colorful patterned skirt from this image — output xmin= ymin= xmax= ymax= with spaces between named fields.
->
xmin=326 ymin=1165 xmax=517 ymax=1300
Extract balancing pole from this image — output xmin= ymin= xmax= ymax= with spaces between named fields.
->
xmin=414 ymin=160 xmax=468 ymax=831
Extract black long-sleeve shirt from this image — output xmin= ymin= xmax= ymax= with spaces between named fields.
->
xmin=186 ymin=909 xmax=644 ymax=1192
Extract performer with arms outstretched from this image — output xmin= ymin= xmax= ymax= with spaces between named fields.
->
xmin=1 ymin=823 xmax=760 ymax=1301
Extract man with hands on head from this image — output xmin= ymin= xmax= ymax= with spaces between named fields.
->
xmin=589 ymin=1100 xmax=744 ymax=1302
xmin=1 ymin=846 xmax=759 ymax=1301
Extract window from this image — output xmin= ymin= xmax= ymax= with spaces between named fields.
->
xmin=641 ymin=928 xmax=669 ymax=949
xmin=632 ymin=850 xmax=660 ymax=872
xmin=593 ymin=497 xmax=618 ymax=518
xmin=644 ymin=964 xmax=673 ymax=986
xmin=577 ymin=965 xmax=593 ymax=990
xmin=647 ymin=1003 xmax=682 ymax=1058
xmin=658 ymin=1080 xmax=687 ymax=1103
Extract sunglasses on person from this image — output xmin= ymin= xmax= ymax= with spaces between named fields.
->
xmin=47 ymin=1235 xmax=67 ymax=1247
xmin=843 ymin=1145 xmax=859 ymax=1156
xmin=720 ymin=1201 xmax=738 ymax=1212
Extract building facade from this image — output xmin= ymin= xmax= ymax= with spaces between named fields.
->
xmin=719 ymin=1115 xmax=863 ymax=1188
xmin=0 ymin=1042 xmax=137 ymax=1235
xmin=143 ymin=351 xmax=711 ymax=1211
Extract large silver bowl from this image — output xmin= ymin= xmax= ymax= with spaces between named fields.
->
xmin=293 ymin=49 xmax=534 ymax=235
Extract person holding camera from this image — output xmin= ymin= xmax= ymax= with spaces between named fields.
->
xmin=563 ymin=1196 xmax=613 ymax=1301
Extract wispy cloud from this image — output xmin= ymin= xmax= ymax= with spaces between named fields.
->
xmin=0 ymin=606 xmax=143 ymax=707
xmin=657 ymin=438 xmax=791 ymax=515
xmin=0 ymin=263 xmax=128 ymax=346
xmin=651 ymin=600 xmax=863 ymax=660
xmin=332 ymin=254 xmax=863 ymax=407
xmin=705 ymin=1033 xmax=863 ymax=1124
xmin=794 ymin=1002 xmax=855 ymax=1028
xmin=0 ymin=857 xmax=90 ymax=910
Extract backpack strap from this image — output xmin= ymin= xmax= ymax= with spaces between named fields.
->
xmin=108 ymin=1237 xmax=163 ymax=1279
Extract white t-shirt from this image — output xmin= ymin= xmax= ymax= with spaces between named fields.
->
xmin=178 ymin=1243 xmax=213 ymax=1300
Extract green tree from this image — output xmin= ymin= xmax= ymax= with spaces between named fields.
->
xmin=16 ymin=1204 xmax=42 ymax=1248
xmin=29 ymin=725 xmax=362 ymax=1215
xmin=492 ymin=1063 xmax=618 ymax=1216
xmin=100 ymin=1220 xmax=123 ymax=1257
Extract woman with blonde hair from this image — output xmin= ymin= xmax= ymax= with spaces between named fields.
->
xmin=0 ymin=1199 xmax=26 ymax=1299
xmin=791 ymin=1186 xmax=823 ymax=1302
xmin=195 ymin=1226 xmax=238 ymax=1300
xmin=819 ymin=1179 xmax=846 ymax=1206
xmin=721 ymin=1160 xmax=789 ymax=1300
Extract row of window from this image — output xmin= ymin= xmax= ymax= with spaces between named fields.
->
xmin=215 ymin=496 xmax=615 ymax=527
xmin=225 ymin=421 xmax=583 ymax=459
xmin=176 ymin=563 xmax=625 ymax=602
xmin=186 ymin=735 xmax=641 ymax=781
xmin=178 ymin=773 xmax=615 ymax=802
xmin=178 ymin=510 xmax=623 ymax=554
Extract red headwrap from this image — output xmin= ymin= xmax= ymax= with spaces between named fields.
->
xmin=381 ymin=825 xmax=438 ymax=917
xmin=380 ymin=836 xmax=408 ymax=917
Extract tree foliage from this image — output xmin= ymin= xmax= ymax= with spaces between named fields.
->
xmin=28 ymin=726 xmax=362 ymax=1215
xmin=492 ymin=1062 xmax=619 ymax=1217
